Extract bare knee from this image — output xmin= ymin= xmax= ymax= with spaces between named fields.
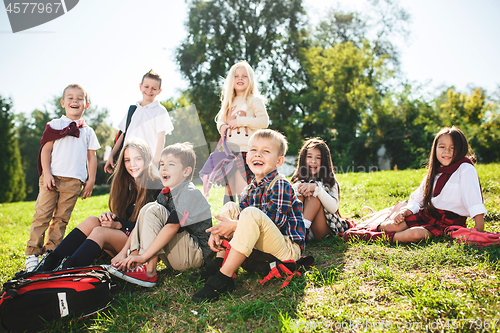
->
xmin=394 ymin=227 xmax=430 ymax=243
xmin=77 ymin=216 xmax=100 ymax=235
xmin=87 ymin=226 xmax=106 ymax=243
xmin=380 ymin=220 xmax=407 ymax=233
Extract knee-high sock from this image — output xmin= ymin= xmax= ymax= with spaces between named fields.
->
xmin=53 ymin=228 xmax=87 ymax=259
xmin=70 ymin=239 xmax=102 ymax=266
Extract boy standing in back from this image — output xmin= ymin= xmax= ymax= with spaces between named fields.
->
xmin=104 ymin=70 xmax=173 ymax=172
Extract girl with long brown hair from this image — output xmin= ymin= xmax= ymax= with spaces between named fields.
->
xmin=377 ymin=126 xmax=486 ymax=243
xmin=34 ymin=139 xmax=162 ymax=271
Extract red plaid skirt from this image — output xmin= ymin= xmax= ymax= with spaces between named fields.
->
xmin=214 ymin=151 xmax=254 ymax=186
xmin=405 ymin=208 xmax=467 ymax=237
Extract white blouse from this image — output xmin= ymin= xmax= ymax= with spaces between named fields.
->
xmin=405 ymin=163 xmax=487 ymax=218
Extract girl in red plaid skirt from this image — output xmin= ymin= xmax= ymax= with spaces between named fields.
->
xmin=215 ymin=61 xmax=269 ymax=204
xmin=378 ymin=126 xmax=486 ymax=243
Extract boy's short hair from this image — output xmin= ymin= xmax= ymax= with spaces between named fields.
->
xmin=161 ymin=142 xmax=196 ymax=180
xmin=63 ymin=83 xmax=89 ymax=104
xmin=249 ymin=129 xmax=288 ymax=157
xmin=142 ymin=69 xmax=162 ymax=89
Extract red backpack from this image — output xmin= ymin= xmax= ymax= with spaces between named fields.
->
xmin=445 ymin=226 xmax=500 ymax=247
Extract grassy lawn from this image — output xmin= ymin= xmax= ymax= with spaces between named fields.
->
xmin=0 ymin=164 xmax=499 ymax=332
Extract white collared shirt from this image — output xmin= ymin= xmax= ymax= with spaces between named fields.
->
xmin=118 ymin=100 xmax=174 ymax=157
xmin=405 ymin=163 xmax=487 ymax=218
xmin=49 ymin=116 xmax=100 ymax=182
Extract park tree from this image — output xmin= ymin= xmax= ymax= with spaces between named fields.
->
xmin=314 ymin=0 xmax=411 ymax=68
xmin=298 ymin=41 xmax=393 ymax=168
xmin=0 ymin=96 xmax=26 ymax=203
xmin=434 ymin=87 xmax=500 ymax=163
xmin=176 ymin=0 xmax=307 ymax=144
xmin=366 ymin=86 xmax=438 ymax=170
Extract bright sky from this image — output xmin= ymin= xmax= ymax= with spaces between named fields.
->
xmin=1 ymin=0 xmax=499 ymax=128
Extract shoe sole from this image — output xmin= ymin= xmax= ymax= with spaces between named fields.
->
xmin=105 ymin=265 xmax=156 ymax=288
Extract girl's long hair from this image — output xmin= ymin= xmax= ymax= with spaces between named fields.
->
xmin=422 ymin=126 xmax=474 ymax=213
xmin=109 ymin=139 xmax=161 ymax=222
xmin=291 ymin=138 xmax=341 ymax=215
xmin=214 ymin=61 xmax=259 ymax=124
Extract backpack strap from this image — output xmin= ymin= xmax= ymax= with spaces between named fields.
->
xmin=125 ymin=105 xmax=137 ymax=132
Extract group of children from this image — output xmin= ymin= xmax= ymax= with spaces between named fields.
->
xmin=23 ymin=61 xmax=487 ymax=303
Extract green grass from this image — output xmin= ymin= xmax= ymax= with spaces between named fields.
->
xmin=1 ymin=164 xmax=500 ymax=332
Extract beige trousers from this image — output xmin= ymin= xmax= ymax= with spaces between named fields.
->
xmin=222 ymin=202 xmax=301 ymax=262
xmin=129 ymin=202 xmax=204 ymax=271
xmin=26 ymin=175 xmax=82 ymax=255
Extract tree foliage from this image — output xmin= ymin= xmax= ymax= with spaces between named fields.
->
xmin=0 ymin=96 xmax=25 ymax=203
xmin=298 ymin=41 xmax=393 ymax=166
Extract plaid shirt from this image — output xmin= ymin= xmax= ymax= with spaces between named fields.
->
xmin=240 ymin=169 xmax=306 ymax=252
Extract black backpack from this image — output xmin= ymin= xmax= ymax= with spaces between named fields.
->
xmin=0 ymin=266 xmax=113 ymax=332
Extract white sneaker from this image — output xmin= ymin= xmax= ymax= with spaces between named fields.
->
xmin=25 ymin=255 xmax=39 ymax=272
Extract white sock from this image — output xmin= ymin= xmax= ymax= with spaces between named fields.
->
xmin=307 ymin=229 xmax=315 ymax=241
xmin=303 ymin=218 xmax=312 ymax=229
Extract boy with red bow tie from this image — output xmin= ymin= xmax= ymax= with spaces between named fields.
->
xmin=25 ymin=84 xmax=100 ymax=271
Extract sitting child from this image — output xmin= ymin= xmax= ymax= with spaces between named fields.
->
xmin=108 ymin=143 xmax=213 ymax=287
xmin=191 ymin=129 xmax=305 ymax=302
xmin=291 ymin=138 xmax=350 ymax=240
xmin=345 ymin=126 xmax=486 ymax=243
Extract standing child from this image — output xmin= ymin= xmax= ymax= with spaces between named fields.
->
xmin=215 ymin=61 xmax=269 ymax=204
xmin=107 ymin=143 xmax=213 ymax=287
xmin=291 ymin=138 xmax=350 ymax=240
xmin=25 ymin=84 xmax=100 ymax=271
xmin=191 ymin=129 xmax=305 ymax=302
xmin=33 ymin=139 xmax=162 ymax=272
xmin=346 ymin=126 xmax=486 ymax=243
xmin=104 ymin=69 xmax=173 ymax=172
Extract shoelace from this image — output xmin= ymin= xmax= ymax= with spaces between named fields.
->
xmin=127 ymin=265 xmax=145 ymax=273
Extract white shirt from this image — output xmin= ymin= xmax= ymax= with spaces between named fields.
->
xmin=49 ymin=116 xmax=101 ymax=182
xmin=405 ymin=163 xmax=487 ymax=218
xmin=118 ymin=100 xmax=174 ymax=158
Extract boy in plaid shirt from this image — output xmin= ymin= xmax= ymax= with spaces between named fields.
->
xmin=191 ymin=129 xmax=305 ymax=302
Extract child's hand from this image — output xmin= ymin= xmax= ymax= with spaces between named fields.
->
xmin=99 ymin=212 xmax=116 ymax=222
xmin=394 ymin=209 xmax=412 ymax=224
xmin=80 ymin=181 xmax=94 ymax=199
xmin=473 ymin=213 xmax=485 ymax=232
xmin=111 ymin=253 xmax=127 ymax=269
xmin=296 ymin=183 xmax=315 ymax=197
xmin=227 ymin=119 xmax=238 ymax=129
xmin=100 ymin=220 xmax=122 ymax=229
xmin=123 ymin=254 xmax=146 ymax=270
xmin=219 ymin=124 xmax=229 ymax=136
xmin=208 ymin=233 xmax=224 ymax=252
xmin=104 ymin=158 xmax=114 ymax=174
xmin=208 ymin=216 xmax=237 ymax=239
xmin=43 ymin=173 xmax=55 ymax=192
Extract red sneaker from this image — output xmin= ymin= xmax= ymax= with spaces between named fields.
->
xmin=107 ymin=264 xmax=157 ymax=287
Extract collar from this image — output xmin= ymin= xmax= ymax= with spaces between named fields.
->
xmin=136 ymin=100 xmax=159 ymax=108
xmin=170 ymin=179 xmax=190 ymax=197
xmin=251 ymin=169 xmax=279 ymax=188
xmin=61 ymin=115 xmax=84 ymax=123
